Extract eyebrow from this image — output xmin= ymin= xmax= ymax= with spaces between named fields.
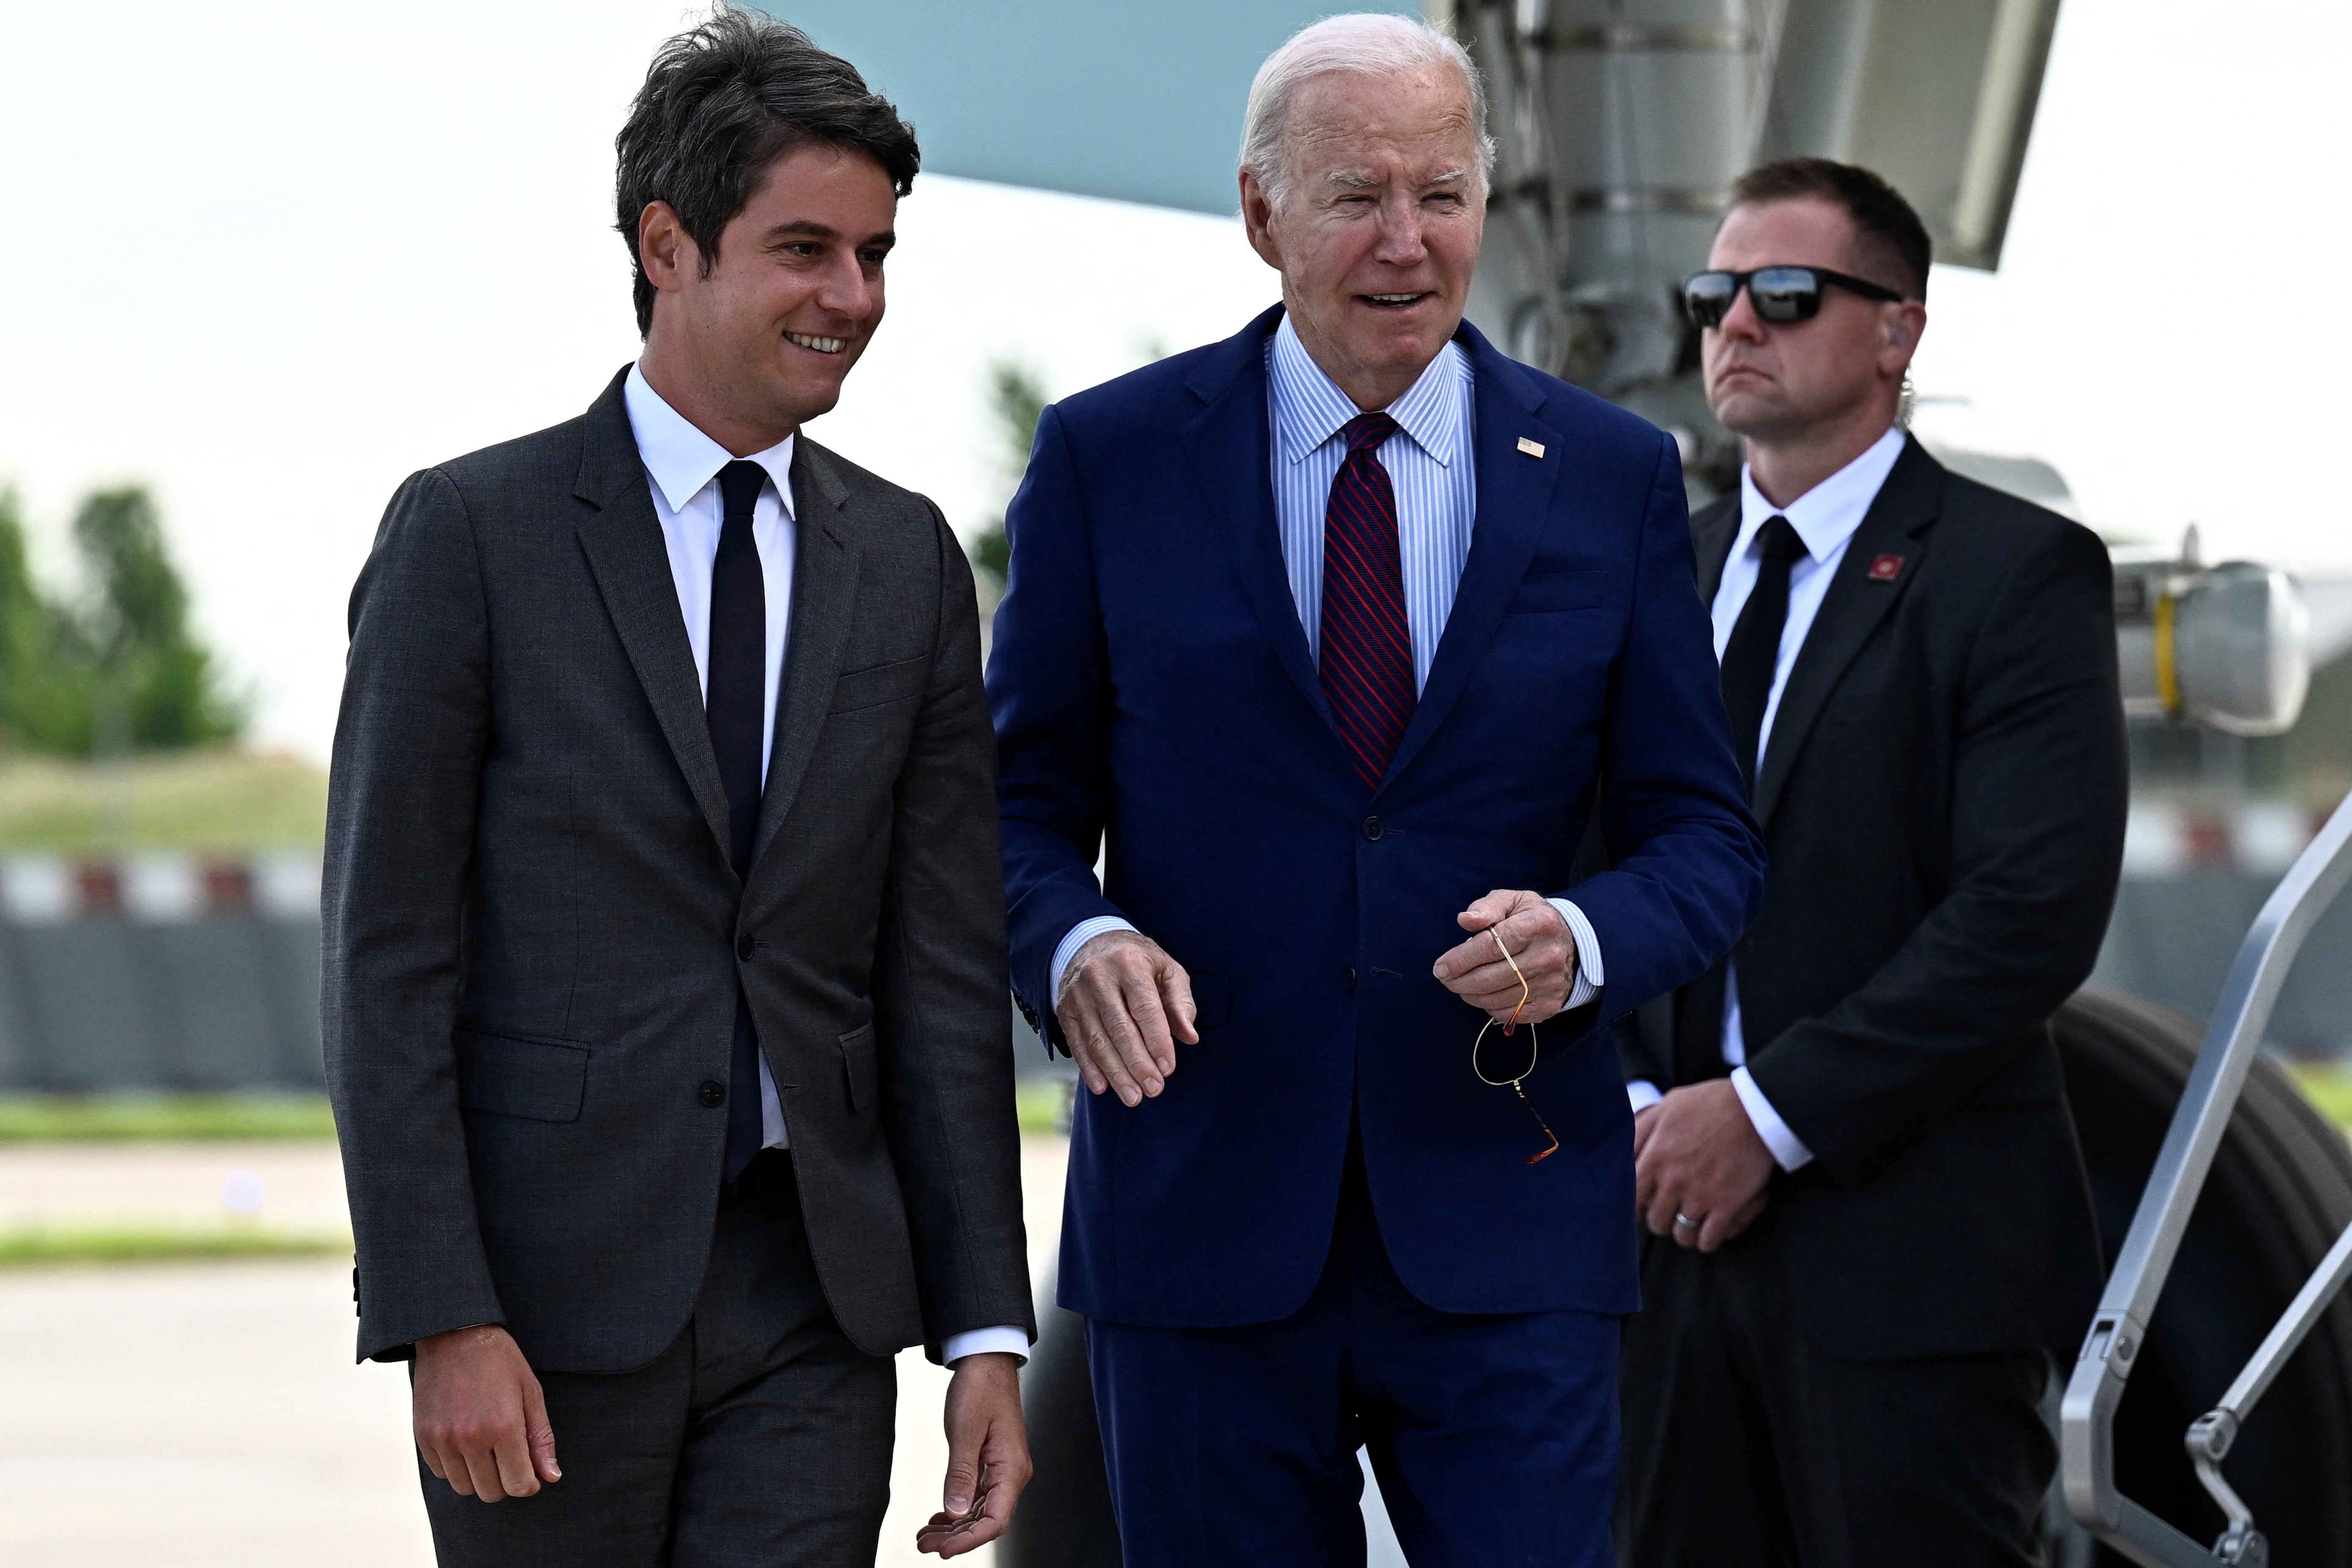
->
xmin=758 ymin=220 xmax=896 ymax=250
xmin=1323 ymin=168 xmax=1471 ymax=191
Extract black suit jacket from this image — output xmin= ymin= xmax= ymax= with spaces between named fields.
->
xmin=324 ymin=368 xmax=1034 ymax=1371
xmin=1620 ymin=436 xmax=2123 ymax=1359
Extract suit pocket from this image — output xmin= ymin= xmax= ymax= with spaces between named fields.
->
xmin=830 ymin=656 xmax=926 ymax=715
xmin=1507 ymin=569 xmax=1611 ymax=614
xmin=838 ymin=1022 xmax=879 ymax=1114
xmin=455 ymin=1030 xmax=589 ymax=1123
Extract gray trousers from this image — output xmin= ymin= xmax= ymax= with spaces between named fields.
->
xmin=421 ymin=1157 xmax=897 ymax=1567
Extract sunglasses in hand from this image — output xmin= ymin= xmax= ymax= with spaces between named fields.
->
xmin=1680 ymin=264 xmax=1909 ymax=329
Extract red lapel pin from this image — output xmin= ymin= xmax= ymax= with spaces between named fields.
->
xmin=1868 ymin=553 xmax=1905 ymax=582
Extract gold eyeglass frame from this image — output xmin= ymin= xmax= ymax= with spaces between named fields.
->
xmin=1471 ymin=927 xmax=1562 ymax=1165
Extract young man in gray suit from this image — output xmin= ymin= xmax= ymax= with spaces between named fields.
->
xmin=323 ymin=12 xmax=1033 ymax=1563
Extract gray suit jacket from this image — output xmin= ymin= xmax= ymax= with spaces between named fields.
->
xmin=324 ymin=367 xmax=1033 ymax=1372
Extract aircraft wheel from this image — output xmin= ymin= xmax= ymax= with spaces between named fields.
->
xmin=2050 ymin=988 xmax=2352 ymax=1565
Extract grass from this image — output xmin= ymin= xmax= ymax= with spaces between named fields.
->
xmin=2289 ymin=1062 xmax=2352 ymax=1132
xmin=0 ymin=1093 xmax=337 ymax=1142
xmin=0 ymin=1222 xmax=348 ymax=1268
xmin=1017 ymin=1077 xmax=1074 ymax=1137
xmin=0 ymin=747 xmax=325 ymax=853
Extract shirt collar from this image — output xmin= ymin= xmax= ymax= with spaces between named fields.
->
xmin=1735 ymin=423 xmax=1906 ymax=564
xmin=623 ymin=361 xmax=797 ymax=520
xmin=1268 ymin=314 xmax=1468 ymax=469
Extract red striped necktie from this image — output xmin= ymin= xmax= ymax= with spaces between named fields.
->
xmin=1318 ymin=412 xmax=1414 ymax=789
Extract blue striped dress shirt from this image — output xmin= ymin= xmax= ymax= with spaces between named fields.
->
xmin=1266 ymin=315 xmax=1473 ymax=693
xmin=1048 ymin=317 xmax=1604 ymax=1017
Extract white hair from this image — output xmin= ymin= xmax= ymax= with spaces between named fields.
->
xmin=1240 ymin=13 xmax=1495 ymax=210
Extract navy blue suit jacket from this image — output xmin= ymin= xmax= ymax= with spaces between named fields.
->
xmin=990 ymin=307 xmax=1764 ymax=1327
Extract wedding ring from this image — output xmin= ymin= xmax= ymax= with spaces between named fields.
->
xmin=1674 ymin=1212 xmax=1701 ymax=1230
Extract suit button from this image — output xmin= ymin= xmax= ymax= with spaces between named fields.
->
xmin=1361 ymin=815 xmax=1383 ymax=841
xmin=698 ymin=1079 xmax=727 ymax=1108
xmin=737 ymin=934 xmax=756 ymax=961
xmin=1344 ymin=967 xmax=1358 ymax=993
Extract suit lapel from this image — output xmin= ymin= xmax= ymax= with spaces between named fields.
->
xmin=1178 ymin=307 xmax=1336 ymax=732
xmin=1381 ymin=327 xmax=1565 ymax=790
xmin=1751 ymin=438 xmax=1942 ymax=824
xmin=750 ymin=439 xmax=860 ymax=871
xmin=1691 ymin=494 xmax=1739 ymax=605
xmin=571 ymin=370 xmax=736 ymax=871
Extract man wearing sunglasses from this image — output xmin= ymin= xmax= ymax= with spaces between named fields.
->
xmin=1613 ymin=158 xmax=2126 ymax=1565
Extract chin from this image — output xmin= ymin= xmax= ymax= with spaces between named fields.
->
xmin=1708 ymin=392 xmax=1783 ymax=436
xmin=771 ymin=373 xmax=846 ymax=425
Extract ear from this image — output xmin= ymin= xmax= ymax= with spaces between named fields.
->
xmin=637 ymin=201 xmax=699 ymax=296
xmin=1880 ymin=299 xmax=1927 ymax=373
xmin=1239 ymin=169 xmax=1284 ymax=272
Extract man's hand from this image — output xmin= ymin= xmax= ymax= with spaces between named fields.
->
xmin=1055 ymin=929 xmax=1198 ymax=1107
xmin=1433 ymin=890 xmax=1577 ymax=1025
xmin=916 ymin=1352 xmax=1032 ymax=1558
xmin=1633 ymin=1079 xmax=1775 ymax=1252
xmin=413 ymin=1323 xmax=559 ymax=1501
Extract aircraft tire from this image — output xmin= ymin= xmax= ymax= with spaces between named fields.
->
xmin=2049 ymin=987 xmax=2352 ymax=1565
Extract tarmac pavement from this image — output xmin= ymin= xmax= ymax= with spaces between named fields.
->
xmin=0 ymin=1136 xmax=1071 ymax=1567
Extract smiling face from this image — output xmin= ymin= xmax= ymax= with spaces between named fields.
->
xmin=636 ymin=140 xmax=897 ymax=455
xmin=1701 ymin=196 xmax=1923 ymax=447
xmin=1241 ymin=65 xmax=1485 ymax=412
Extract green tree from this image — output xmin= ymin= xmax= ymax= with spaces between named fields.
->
xmin=0 ymin=490 xmax=87 ymax=750
xmin=0 ymin=485 xmax=243 ymax=755
xmin=71 ymin=486 xmax=245 ymax=750
xmin=971 ymin=360 xmax=1049 ymax=592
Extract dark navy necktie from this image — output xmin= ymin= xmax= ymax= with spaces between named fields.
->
xmin=1673 ymin=514 xmax=1806 ymax=1087
xmin=711 ymin=460 xmax=767 ymax=1178
xmin=1318 ymin=412 xmax=1415 ymax=790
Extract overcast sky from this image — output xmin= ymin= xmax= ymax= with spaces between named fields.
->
xmin=2 ymin=0 xmax=2346 ymax=761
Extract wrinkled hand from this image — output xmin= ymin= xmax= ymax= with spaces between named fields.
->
xmin=916 ymin=1352 xmax=1031 ymax=1557
xmin=1634 ymin=1080 xmax=1775 ymax=1252
xmin=1432 ymin=890 xmax=1576 ymax=1025
xmin=413 ymin=1323 xmax=559 ymax=1501
xmin=1055 ymin=929 xmax=1198 ymax=1107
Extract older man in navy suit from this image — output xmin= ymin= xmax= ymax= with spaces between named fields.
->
xmin=989 ymin=15 xmax=1764 ymax=1566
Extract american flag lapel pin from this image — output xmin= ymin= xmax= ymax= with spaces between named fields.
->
xmin=1517 ymin=437 xmax=1545 ymax=458
xmin=1868 ymin=553 xmax=1905 ymax=582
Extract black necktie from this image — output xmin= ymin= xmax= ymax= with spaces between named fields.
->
xmin=1718 ymin=515 xmax=1805 ymax=795
xmin=711 ymin=460 xmax=767 ymax=1178
xmin=1672 ymin=515 xmax=1805 ymax=1087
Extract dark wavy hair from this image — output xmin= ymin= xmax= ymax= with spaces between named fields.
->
xmin=1729 ymin=157 xmax=1931 ymax=301
xmin=614 ymin=8 xmax=920 ymax=336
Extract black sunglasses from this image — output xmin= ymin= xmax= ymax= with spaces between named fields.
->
xmin=1680 ymin=266 xmax=1908 ymax=329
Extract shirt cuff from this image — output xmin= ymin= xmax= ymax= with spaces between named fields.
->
xmin=1627 ymin=1079 xmax=1663 ymax=1113
xmin=1051 ymin=916 xmax=1138 ymax=1006
xmin=942 ymin=1326 xmax=1032 ymax=1367
xmin=1546 ymin=898 xmax=1603 ymax=1011
xmin=1730 ymin=1064 xmax=1814 ymax=1171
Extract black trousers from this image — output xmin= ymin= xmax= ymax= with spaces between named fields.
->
xmin=421 ymin=1154 xmax=896 ymax=1568
xmin=1615 ymin=1218 xmax=2051 ymax=1568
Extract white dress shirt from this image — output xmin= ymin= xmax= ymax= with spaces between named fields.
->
xmin=1625 ymin=423 xmax=1908 ymax=1172
xmin=625 ymin=363 xmax=798 ymax=1155
xmin=1049 ymin=317 xmax=1606 ymax=1019
xmin=625 ymin=364 xmax=1026 ymax=1366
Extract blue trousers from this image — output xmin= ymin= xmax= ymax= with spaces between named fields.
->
xmin=1087 ymin=1144 xmax=1621 ymax=1568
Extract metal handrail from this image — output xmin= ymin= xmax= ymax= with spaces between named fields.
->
xmin=2061 ymin=787 xmax=2352 ymax=1567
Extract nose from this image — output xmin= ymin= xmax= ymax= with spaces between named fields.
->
xmin=814 ymin=251 xmax=877 ymax=324
xmin=1714 ymin=280 xmax=1768 ymax=344
xmin=1374 ymin=191 xmax=1429 ymax=266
